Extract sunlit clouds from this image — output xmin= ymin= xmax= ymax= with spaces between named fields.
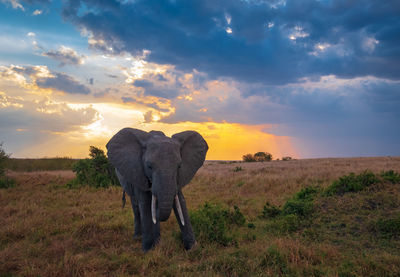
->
xmin=1 ymin=0 xmax=400 ymax=159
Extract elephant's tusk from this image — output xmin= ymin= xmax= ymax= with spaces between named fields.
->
xmin=175 ymin=194 xmax=185 ymax=226
xmin=151 ymin=195 xmax=157 ymax=224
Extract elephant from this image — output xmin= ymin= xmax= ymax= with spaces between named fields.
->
xmin=106 ymin=128 xmax=208 ymax=251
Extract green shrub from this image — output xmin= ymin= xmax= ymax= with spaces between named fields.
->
xmin=0 ymin=142 xmax=9 ymax=177
xmin=262 ymin=186 xmax=318 ymax=234
xmin=0 ymin=177 xmax=15 ymax=189
xmin=372 ymin=215 xmax=400 ymax=239
xmin=0 ymin=143 xmax=15 ymax=189
xmin=324 ymin=171 xmax=379 ymax=196
xmin=267 ymin=214 xmax=303 ymax=234
xmin=68 ymin=146 xmax=118 ymax=188
xmin=381 ymin=170 xmax=400 ymax=184
xmin=282 ymin=199 xmax=314 ymax=218
xmin=261 ymin=202 xmax=281 ymax=219
xmin=282 ymin=186 xmax=319 ymax=218
xmin=295 ymin=186 xmax=320 ymax=200
xmin=190 ymin=203 xmax=245 ymax=246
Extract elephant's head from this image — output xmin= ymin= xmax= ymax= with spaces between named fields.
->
xmin=106 ymin=128 xmax=208 ymax=224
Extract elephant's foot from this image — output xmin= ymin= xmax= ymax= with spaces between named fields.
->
xmin=183 ymin=238 xmax=196 ymax=250
xmin=132 ymin=232 xmax=142 ymax=241
xmin=142 ymin=237 xmax=160 ymax=252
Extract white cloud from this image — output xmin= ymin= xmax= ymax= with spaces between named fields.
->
xmin=288 ymin=26 xmax=309 ymax=40
xmin=363 ymin=37 xmax=379 ymax=53
xmin=1 ymin=0 xmax=24 ymax=10
xmin=42 ymin=45 xmax=86 ymax=66
xmin=32 ymin=9 xmax=42 ymax=16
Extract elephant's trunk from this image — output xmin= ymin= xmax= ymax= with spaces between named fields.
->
xmin=157 ymin=196 xmax=174 ymax=222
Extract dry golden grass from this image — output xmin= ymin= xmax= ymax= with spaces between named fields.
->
xmin=1 ymin=157 xmax=400 ymax=276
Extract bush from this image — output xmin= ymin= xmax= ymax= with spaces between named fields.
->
xmin=261 ymin=186 xmax=319 ymax=234
xmin=68 ymin=146 xmax=119 ymax=188
xmin=0 ymin=142 xmax=9 ymax=177
xmin=324 ymin=171 xmax=379 ymax=196
xmin=254 ymin=152 xmax=272 ymax=162
xmin=190 ymin=203 xmax=245 ymax=246
xmin=0 ymin=143 xmax=15 ymax=189
xmin=282 ymin=186 xmax=319 ymax=218
xmin=381 ymin=170 xmax=400 ymax=184
xmin=0 ymin=177 xmax=15 ymax=189
xmin=233 ymin=166 xmax=243 ymax=172
xmin=261 ymin=202 xmax=281 ymax=219
xmin=242 ymin=152 xmax=273 ymax=162
xmin=242 ymin=154 xmax=256 ymax=162
xmin=282 ymin=156 xmax=292 ymax=161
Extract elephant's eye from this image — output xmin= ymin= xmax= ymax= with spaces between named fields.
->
xmin=178 ymin=162 xmax=182 ymax=169
xmin=146 ymin=162 xmax=153 ymax=169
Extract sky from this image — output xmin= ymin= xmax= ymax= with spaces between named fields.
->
xmin=0 ymin=0 xmax=399 ymax=160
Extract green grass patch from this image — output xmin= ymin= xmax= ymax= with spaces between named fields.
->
xmin=259 ymin=246 xmax=294 ymax=276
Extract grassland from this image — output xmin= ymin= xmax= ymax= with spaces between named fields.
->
xmin=1 ymin=157 xmax=400 ymax=276
xmin=6 ymin=158 xmax=77 ymax=172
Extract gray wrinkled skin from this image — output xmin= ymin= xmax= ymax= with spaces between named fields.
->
xmin=106 ymin=128 xmax=208 ymax=252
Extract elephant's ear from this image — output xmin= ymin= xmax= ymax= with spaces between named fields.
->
xmin=172 ymin=131 xmax=208 ymax=187
xmin=106 ymin=128 xmax=150 ymax=191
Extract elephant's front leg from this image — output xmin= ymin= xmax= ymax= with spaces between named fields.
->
xmin=136 ymin=188 xmax=160 ymax=252
xmin=173 ymin=190 xmax=196 ymax=250
xmin=130 ymin=194 xmax=141 ymax=239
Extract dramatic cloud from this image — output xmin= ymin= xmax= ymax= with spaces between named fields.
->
xmin=42 ymin=46 xmax=85 ymax=66
xmin=0 ymin=92 xmax=98 ymax=132
xmin=160 ymin=76 xmax=400 ymax=157
xmin=62 ymin=0 xmax=400 ymax=85
xmin=36 ymin=72 xmax=91 ymax=94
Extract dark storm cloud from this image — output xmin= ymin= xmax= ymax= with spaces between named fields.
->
xmin=62 ymin=0 xmax=400 ymax=85
xmin=36 ymin=72 xmax=91 ymax=94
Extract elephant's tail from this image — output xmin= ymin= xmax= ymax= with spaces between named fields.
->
xmin=122 ymin=190 xmax=126 ymax=208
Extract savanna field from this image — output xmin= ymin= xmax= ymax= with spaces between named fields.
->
xmin=1 ymin=157 xmax=400 ymax=276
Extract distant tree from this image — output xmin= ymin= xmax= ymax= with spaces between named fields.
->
xmin=282 ymin=156 xmax=292 ymax=161
xmin=0 ymin=143 xmax=15 ymax=189
xmin=242 ymin=153 xmax=256 ymax=162
xmin=0 ymin=143 xmax=10 ymax=177
xmin=254 ymin=152 xmax=273 ymax=162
